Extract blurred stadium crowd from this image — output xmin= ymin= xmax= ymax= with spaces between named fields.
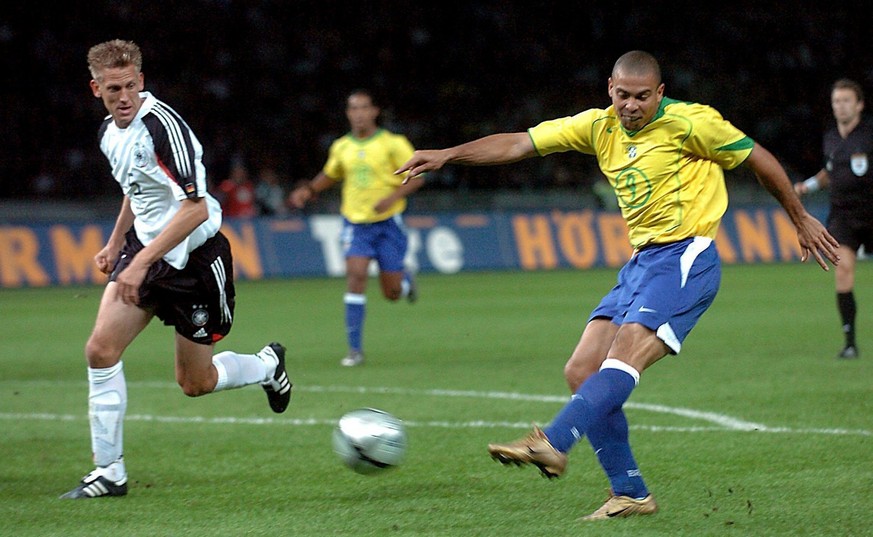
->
xmin=1 ymin=1 xmax=871 ymax=212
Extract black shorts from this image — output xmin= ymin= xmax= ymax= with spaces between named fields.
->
xmin=827 ymin=212 xmax=873 ymax=252
xmin=111 ymin=228 xmax=236 ymax=344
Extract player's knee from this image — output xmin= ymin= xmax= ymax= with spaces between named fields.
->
xmin=84 ymin=337 xmax=121 ymax=368
xmin=177 ymin=377 xmax=212 ymax=397
xmin=564 ymin=364 xmax=583 ymax=393
xmin=564 ymin=361 xmax=596 ymax=393
xmin=347 ymin=271 xmax=368 ymax=290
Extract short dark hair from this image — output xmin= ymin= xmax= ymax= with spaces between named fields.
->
xmin=832 ymin=78 xmax=864 ymax=102
xmin=612 ymin=50 xmax=662 ymax=84
xmin=347 ymin=88 xmax=378 ymax=108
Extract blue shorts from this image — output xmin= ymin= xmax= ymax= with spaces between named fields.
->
xmin=341 ymin=215 xmax=409 ymax=272
xmin=590 ymin=237 xmax=721 ymax=354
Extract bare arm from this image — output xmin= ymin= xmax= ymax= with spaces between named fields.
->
xmin=115 ymin=197 xmax=209 ymax=305
xmin=396 ymin=132 xmax=537 ymax=179
xmin=288 ymin=171 xmax=339 ymax=208
xmin=130 ymin=197 xmax=208 ymax=267
xmin=794 ymin=168 xmax=831 ymax=195
xmin=745 ymin=143 xmax=840 ymax=269
xmin=373 ymin=175 xmax=426 ymax=214
xmin=95 ymin=196 xmax=136 ymax=274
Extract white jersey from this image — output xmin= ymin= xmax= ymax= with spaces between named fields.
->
xmin=98 ymin=91 xmax=222 ymax=269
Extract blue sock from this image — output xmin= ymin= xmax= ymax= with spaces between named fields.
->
xmin=344 ymin=293 xmax=366 ymax=351
xmin=544 ymin=364 xmax=637 ymax=453
xmin=587 ymin=409 xmax=649 ymax=499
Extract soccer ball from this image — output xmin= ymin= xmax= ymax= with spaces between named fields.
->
xmin=332 ymin=408 xmax=407 ymax=475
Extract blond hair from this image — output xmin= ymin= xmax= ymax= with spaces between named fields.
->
xmin=87 ymin=39 xmax=142 ymax=81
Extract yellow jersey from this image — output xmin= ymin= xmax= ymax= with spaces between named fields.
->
xmin=529 ymin=97 xmax=754 ymax=249
xmin=323 ymin=128 xmax=415 ymax=223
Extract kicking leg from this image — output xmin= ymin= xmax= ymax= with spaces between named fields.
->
xmin=176 ymin=335 xmax=291 ymax=413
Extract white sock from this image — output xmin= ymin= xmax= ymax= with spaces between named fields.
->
xmin=600 ymin=358 xmax=641 ymax=385
xmin=212 ymin=351 xmax=271 ymax=392
xmin=88 ymin=362 xmax=126 ymax=470
xmin=96 ymin=458 xmax=127 ymax=483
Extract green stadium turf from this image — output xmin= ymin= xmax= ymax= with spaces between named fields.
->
xmin=1 ymin=261 xmax=871 ymax=536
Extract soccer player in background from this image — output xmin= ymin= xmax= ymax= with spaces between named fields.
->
xmin=289 ymin=90 xmax=423 ymax=367
xmin=61 ymin=39 xmax=292 ymax=499
xmin=794 ymin=78 xmax=873 ymax=359
xmin=397 ymin=50 xmax=840 ymax=520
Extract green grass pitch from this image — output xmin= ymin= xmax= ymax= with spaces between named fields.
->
xmin=1 ymin=262 xmax=871 ymax=536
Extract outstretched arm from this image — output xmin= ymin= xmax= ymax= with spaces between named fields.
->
xmin=396 ymin=132 xmax=537 ymax=180
xmin=744 ymin=143 xmax=840 ymax=270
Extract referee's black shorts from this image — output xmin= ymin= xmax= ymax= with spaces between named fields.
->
xmin=111 ymin=228 xmax=236 ymax=344
xmin=827 ymin=212 xmax=873 ymax=253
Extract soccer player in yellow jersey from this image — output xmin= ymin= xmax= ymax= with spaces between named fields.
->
xmin=290 ymin=89 xmax=424 ymax=366
xmin=397 ymin=51 xmax=840 ymax=520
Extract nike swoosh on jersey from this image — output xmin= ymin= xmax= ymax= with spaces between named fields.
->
xmin=638 ymin=306 xmax=657 ymax=313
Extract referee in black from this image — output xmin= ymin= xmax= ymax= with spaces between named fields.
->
xmin=796 ymin=78 xmax=873 ymax=359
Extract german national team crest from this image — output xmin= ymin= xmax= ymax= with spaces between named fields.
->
xmin=851 ymin=153 xmax=868 ymax=176
xmin=191 ymin=307 xmax=209 ymax=327
xmin=132 ymin=143 xmax=149 ymax=168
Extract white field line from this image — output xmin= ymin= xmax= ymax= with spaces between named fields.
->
xmin=1 ymin=383 xmax=870 ymax=437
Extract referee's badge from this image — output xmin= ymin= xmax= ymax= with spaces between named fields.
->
xmin=851 ymin=153 xmax=868 ymax=176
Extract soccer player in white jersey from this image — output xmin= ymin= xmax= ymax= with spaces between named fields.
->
xmin=398 ymin=51 xmax=840 ymax=520
xmin=60 ymin=40 xmax=292 ymax=499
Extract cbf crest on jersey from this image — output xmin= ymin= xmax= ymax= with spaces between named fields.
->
xmin=628 ymin=145 xmax=638 ymax=159
xmin=851 ymin=153 xmax=868 ymax=176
